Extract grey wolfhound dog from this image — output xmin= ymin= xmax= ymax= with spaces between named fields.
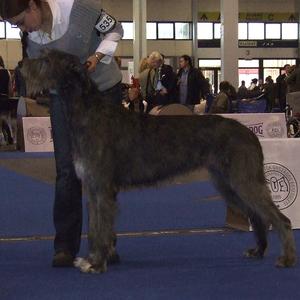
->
xmin=21 ymin=49 xmax=296 ymax=273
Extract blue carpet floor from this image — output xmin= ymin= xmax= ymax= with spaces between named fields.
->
xmin=1 ymin=152 xmax=300 ymax=299
xmin=0 ymin=165 xmax=224 ymax=237
xmin=1 ymin=232 xmax=300 ymax=300
xmin=0 ymin=151 xmax=54 ymax=159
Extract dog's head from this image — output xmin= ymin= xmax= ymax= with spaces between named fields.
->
xmin=21 ymin=49 xmax=89 ymax=97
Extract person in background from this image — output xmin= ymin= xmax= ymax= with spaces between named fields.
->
xmin=258 ymin=78 xmax=264 ymax=92
xmin=206 ymin=77 xmax=213 ymax=95
xmin=263 ymin=76 xmax=276 ymax=112
xmin=286 ymin=65 xmax=300 ymax=93
xmin=276 ymin=64 xmax=290 ymax=111
xmin=0 ymin=55 xmax=14 ymax=145
xmin=209 ymin=81 xmax=234 ymax=114
xmin=176 ymin=55 xmax=209 ymax=106
xmin=237 ymin=80 xmax=248 ymax=99
xmin=145 ymin=51 xmax=176 ymax=112
xmin=0 ymin=0 xmax=123 ymax=267
xmin=13 ymin=61 xmax=27 ymax=97
xmin=248 ymin=78 xmax=261 ymax=97
xmin=0 ymin=55 xmax=11 ymax=98
xmin=139 ymin=57 xmax=150 ymax=101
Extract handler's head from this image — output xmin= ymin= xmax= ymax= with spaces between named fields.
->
xmin=0 ymin=0 xmax=42 ymax=32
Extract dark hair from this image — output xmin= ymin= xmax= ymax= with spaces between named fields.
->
xmin=265 ymin=76 xmax=273 ymax=84
xmin=219 ymin=81 xmax=231 ymax=92
xmin=0 ymin=0 xmax=41 ymax=19
xmin=180 ymin=55 xmax=193 ymax=67
xmin=0 ymin=0 xmax=28 ymax=19
xmin=0 ymin=56 xmax=5 ymax=68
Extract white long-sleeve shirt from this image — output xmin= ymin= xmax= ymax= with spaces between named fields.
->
xmin=28 ymin=0 xmax=123 ymax=64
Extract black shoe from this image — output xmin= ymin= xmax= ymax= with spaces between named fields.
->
xmin=52 ymin=251 xmax=75 ymax=267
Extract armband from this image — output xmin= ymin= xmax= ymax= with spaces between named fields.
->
xmin=95 ymin=10 xmax=117 ymax=34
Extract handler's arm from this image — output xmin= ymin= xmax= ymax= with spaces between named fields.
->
xmin=87 ymin=10 xmax=124 ymax=72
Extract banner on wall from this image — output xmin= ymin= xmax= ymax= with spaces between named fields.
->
xmin=227 ymin=138 xmax=300 ymax=230
xmin=219 ymin=113 xmax=287 ymax=139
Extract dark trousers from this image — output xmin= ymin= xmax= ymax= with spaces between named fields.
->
xmin=279 ymin=97 xmax=286 ymax=112
xmin=50 ymin=82 xmax=122 ymax=256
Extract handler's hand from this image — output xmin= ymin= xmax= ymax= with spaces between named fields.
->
xmin=86 ymin=52 xmax=105 ymax=73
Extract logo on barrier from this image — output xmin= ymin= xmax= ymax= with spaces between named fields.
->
xmin=264 ymin=163 xmax=298 ymax=210
xmin=266 ymin=121 xmax=285 ymax=138
xmin=247 ymin=123 xmax=264 ymax=137
xmin=27 ymin=127 xmax=47 ymax=145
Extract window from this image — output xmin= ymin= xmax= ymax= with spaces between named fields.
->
xmin=263 ymin=59 xmax=296 ymax=68
xmin=0 ymin=21 xmax=5 ymax=39
xmin=248 ymin=23 xmax=264 ymax=40
xmin=214 ymin=23 xmax=221 ymax=39
xmin=263 ymin=59 xmax=297 ymax=82
xmin=239 ymin=60 xmax=259 ymax=68
xmin=119 ymin=20 xmax=298 ymax=42
xmin=265 ymin=24 xmax=280 ymax=39
xmin=198 ymin=59 xmax=221 ymax=68
xmin=121 ymin=22 xmax=133 ymax=40
xmin=175 ymin=22 xmax=191 ymax=39
xmin=238 ymin=23 xmax=248 ymax=39
xmin=157 ymin=23 xmax=174 ymax=39
xmin=6 ymin=22 xmax=20 ymax=39
xmin=239 ymin=69 xmax=259 ymax=88
xmin=282 ymin=23 xmax=298 ymax=40
xmin=197 ymin=23 xmax=213 ymax=39
xmin=147 ymin=22 xmax=157 ymax=39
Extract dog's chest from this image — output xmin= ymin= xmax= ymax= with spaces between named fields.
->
xmin=74 ymin=159 xmax=86 ymax=181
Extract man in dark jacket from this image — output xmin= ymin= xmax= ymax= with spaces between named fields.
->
xmin=264 ymin=76 xmax=276 ymax=112
xmin=176 ymin=55 xmax=209 ymax=105
xmin=276 ymin=64 xmax=290 ymax=111
xmin=286 ymin=66 xmax=300 ymax=93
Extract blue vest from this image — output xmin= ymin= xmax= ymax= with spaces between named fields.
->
xmin=26 ymin=0 xmax=122 ymax=92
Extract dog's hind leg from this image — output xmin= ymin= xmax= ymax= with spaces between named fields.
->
xmin=75 ymin=187 xmax=118 ymax=273
xmin=244 ymin=212 xmax=268 ymax=259
xmin=235 ymin=182 xmax=297 ymax=267
xmin=210 ymin=170 xmax=268 ymax=259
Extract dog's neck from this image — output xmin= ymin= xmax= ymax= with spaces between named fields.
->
xmin=57 ymin=76 xmax=102 ymax=122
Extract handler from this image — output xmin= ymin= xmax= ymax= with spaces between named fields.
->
xmin=0 ymin=0 xmax=123 ymax=267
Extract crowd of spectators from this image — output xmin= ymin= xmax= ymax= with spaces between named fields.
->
xmin=120 ymin=53 xmax=300 ymax=115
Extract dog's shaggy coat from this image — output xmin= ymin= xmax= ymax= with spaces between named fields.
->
xmin=21 ymin=50 xmax=297 ymax=273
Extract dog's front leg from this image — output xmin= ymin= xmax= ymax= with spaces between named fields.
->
xmin=75 ymin=187 xmax=117 ymax=274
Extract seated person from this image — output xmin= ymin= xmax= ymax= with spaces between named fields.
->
xmin=209 ymin=81 xmax=234 ymax=114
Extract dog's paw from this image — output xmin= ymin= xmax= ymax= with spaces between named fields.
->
xmin=74 ymin=257 xmax=107 ymax=274
xmin=243 ymin=247 xmax=265 ymax=259
xmin=276 ymin=255 xmax=297 ymax=268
